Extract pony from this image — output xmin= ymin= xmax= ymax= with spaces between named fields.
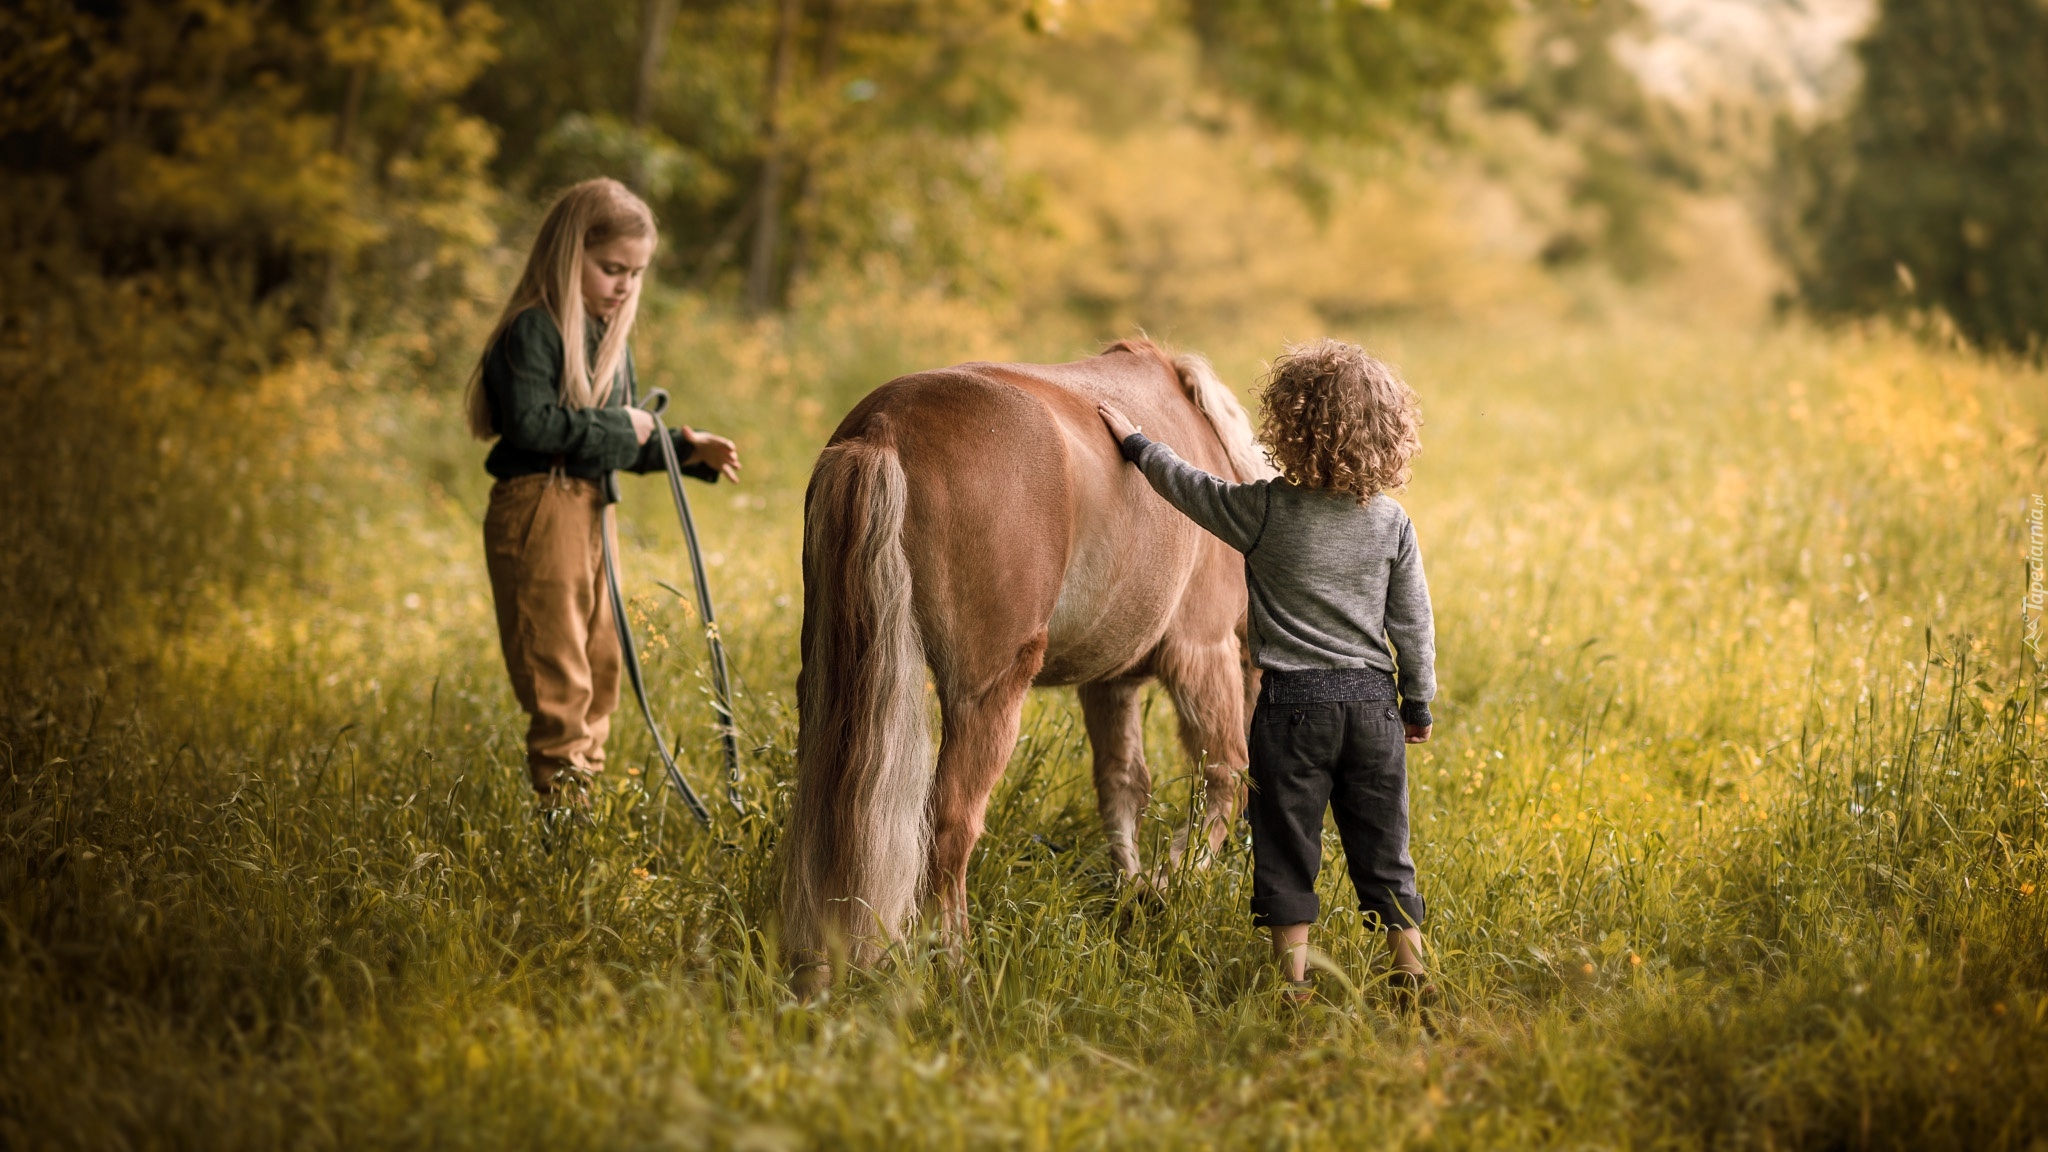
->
xmin=781 ymin=338 xmax=1276 ymax=981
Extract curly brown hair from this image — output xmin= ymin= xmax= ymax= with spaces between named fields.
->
xmin=1256 ymin=339 xmax=1422 ymax=504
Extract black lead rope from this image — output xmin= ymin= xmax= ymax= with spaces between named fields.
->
xmin=642 ymin=388 xmax=745 ymax=816
xmin=603 ymin=520 xmax=711 ymax=826
xmin=601 ymin=387 xmax=744 ymax=826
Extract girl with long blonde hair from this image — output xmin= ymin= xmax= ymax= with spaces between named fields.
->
xmin=466 ymin=177 xmax=740 ymax=802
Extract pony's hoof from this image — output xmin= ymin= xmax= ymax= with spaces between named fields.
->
xmin=1145 ymin=864 xmax=1183 ymax=894
xmin=1118 ymin=870 xmax=1168 ymax=907
xmin=789 ymin=954 xmax=833 ymax=1002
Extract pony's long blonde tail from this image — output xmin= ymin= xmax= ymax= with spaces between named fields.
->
xmin=783 ymin=434 xmax=932 ymax=971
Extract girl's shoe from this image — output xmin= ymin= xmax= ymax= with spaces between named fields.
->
xmin=1281 ymin=977 xmax=1316 ymax=1005
xmin=1386 ymin=969 xmax=1438 ymax=1008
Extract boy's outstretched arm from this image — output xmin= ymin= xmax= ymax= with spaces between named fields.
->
xmin=1097 ymin=402 xmax=1266 ymax=553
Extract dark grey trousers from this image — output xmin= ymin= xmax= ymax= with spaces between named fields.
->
xmin=1246 ymin=698 xmax=1425 ymax=929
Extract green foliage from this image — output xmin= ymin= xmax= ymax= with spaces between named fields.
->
xmin=1487 ymin=0 xmax=1693 ymax=279
xmin=469 ymin=0 xmax=1033 ymax=299
xmin=1185 ymin=0 xmax=1512 ymax=137
xmin=529 ymin=113 xmax=729 ymax=210
xmin=0 ymin=0 xmax=502 ymax=341
xmin=1795 ymin=0 xmax=2048 ymax=353
xmin=0 ymin=230 xmax=411 ymax=671
xmin=0 ymin=0 xmax=1711 ymax=323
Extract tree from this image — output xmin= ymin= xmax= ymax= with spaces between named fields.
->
xmin=1797 ymin=0 xmax=2048 ymax=352
xmin=471 ymin=0 xmax=1029 ymax=307
xmin=1184 ymin=0 xmax=1512 ymax=137
xmin=745 ymin=0 xmax=803 ymax=313
xmin=1487 ymin=0 xmax=1697 ymax=280
xmin=0 ymin=0 xmax=502 ymax=341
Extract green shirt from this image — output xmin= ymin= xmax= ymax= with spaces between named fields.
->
xmin=481 ymin=306 xmax=710 ymax=482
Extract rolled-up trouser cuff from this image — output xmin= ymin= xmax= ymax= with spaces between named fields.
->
xmin=1359 ymin=892 xmax=1427 ymax=930
xmin=1250 ymin=892 xmax=1322 ymax=927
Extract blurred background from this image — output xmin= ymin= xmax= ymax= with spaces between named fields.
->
xmin=9 ymin=0 xmax=2042 ymax=344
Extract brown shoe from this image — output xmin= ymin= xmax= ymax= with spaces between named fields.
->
xmin=532 ymin=755 xmax=596 ymax=805
xmin=529 ymin=752 xmax=599 ymax=795
xmin=534 ymin=773 xmax=595 ymax=824
xmin=1386 ymin=969 xmax=1438 ymax=1008
xmin=1281 ymin=977 xmax=1316 ymax=1005
xmin=535 ymin=788 xmax=591 ymax=814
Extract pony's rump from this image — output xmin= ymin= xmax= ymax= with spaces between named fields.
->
xmin=782 ymin=430 xmax=933 ymax=963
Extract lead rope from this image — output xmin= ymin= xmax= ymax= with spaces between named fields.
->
xmin=644 ymin=388 xmax=745 ymax=816
xmin=604 ymin=387 xmax=745 ymax=822
xmin=602 ymin=518 xmax=712 ymax=826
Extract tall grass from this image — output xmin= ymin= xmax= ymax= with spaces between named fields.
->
xmin=4 ymin=298 xmax=2047 ymax=1148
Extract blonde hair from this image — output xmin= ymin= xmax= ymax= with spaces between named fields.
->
xmin=1256 ymin=338 xmax=1421 ymax=504
xmin=465 ymin=178 xmax=656 ymax=439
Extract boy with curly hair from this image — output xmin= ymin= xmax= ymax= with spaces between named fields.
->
xmin=1098 ymin=339 xmax=1435 ymax=1002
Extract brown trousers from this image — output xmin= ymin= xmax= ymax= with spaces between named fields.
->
xmin=483 ymin=473 xmax=621 ymax=793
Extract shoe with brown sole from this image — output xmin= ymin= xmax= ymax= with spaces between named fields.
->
xmin=1385 ymin=969 xmax=1439 ymax=1008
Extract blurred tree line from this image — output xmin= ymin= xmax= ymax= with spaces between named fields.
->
xmin=0 ymin=0 xmax=1515 ymax=351
xmin=1482 ymin=0 xmax=1698 ymax=281
xmin=1 ymin=0 xmax=2040 ymax=363
xmin=1781 ymin=0 xmax=2048 ymax=354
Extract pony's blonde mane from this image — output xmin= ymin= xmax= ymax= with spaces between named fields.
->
xmin=1172 ymin=351 xmax=1279 ymax=483
xmin=1108 ymin=338 xmax=1278 ymax=483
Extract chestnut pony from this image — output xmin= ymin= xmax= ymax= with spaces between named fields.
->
xmin=782 ymin=339 xmax=1276 ymax=975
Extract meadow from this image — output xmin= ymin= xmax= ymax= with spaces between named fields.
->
xmin=5 ymin=294 xmax=2048 ymax=1149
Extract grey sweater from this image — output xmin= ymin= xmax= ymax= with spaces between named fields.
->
xmin=1122 ymin=433 xmax=1436 ymax=720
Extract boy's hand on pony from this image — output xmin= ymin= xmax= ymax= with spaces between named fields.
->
xmin=1096 ymin=402 xmax=1141 ymax=443
xmin=1404 ymin=723 xmax=1431 ymax=745
xmin=682 ymin=427 xmax=743 ymax=483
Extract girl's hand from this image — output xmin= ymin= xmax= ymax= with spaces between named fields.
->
xmin=1404 ymin=723 xmax=1431 ymax=745
xmin=628 ymin=406 xmax=657 ymax=445
xmin=1097 ymin=402 xmax=1141 ymax=443
xmin=683 ymin=427 xmax=743 ymax=483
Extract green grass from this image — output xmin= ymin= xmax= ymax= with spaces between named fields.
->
xmin=5 ymin=305 xmax=2048 ymax=1149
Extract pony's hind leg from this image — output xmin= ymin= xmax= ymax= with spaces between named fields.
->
xmin=1078 ymin=677 xmax=1150 ymax=881
xmin=1155 ymin=635 xmax=1250 ymax=867
xmin=928 ymin=633 xmax=1048 ymax=948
